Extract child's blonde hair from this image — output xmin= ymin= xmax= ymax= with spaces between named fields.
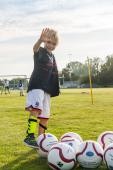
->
xmin=49 ymin=29 xmax=59 ymax=45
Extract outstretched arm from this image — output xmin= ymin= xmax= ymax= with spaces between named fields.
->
xmin=33 ymin=28 xmax=51 ymax=52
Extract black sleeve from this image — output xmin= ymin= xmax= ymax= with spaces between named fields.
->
xmin=33 ymin=47 xmax=44 ymax=65
xmin=34 ymin=47 xmax=43 ymax=57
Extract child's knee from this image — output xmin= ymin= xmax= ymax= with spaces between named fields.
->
xmin=39 ymin=118 xmax=48 ymax=125
xmin=30 ymin=110 xmax=41 ymax=117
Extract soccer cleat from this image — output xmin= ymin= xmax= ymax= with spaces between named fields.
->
xmin=24 ymin=134 xmax=39 ymax=149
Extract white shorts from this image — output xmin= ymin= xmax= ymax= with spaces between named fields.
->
xmin=19 ymin=87 xmax=23 ymax=91
xmin=25 ymin=89 xmax=50 ymax=119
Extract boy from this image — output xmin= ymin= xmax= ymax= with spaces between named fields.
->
xmin=18 ymin=80 xmax=24 ymax=96
xmin=24 ymin=28 xmax=60 ymax=148
xmin=1 ymin=79 xmax=10 ymax=95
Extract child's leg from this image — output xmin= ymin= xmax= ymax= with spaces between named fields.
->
xmin=1 ymin=86 xmax=4 ymax=94
xmin=20 ymin=90 xmax=22 ymax=96
xmin=22 ymin=90 xmax=24 ymax=96
xmin=24 ymin=89 xmax=44 ymax=148
xmin=8 ymin=87 xmax=10 ymax=94
xmin=25 ymin=89 xmax=44 ymax=136
xmin=26 ymin=110 xmax=41 ymax=136
xmin=24 ymin=110 xmax=41 ymax=148
xmin=20 ymin=88 xmax=24 ymax=96
xmin=38 ymin=118 xmax=48 ymax=136
xmin=5 ymin=87 xmax=7 ymax=94
xmin=38 ymin=92 xmax=50 ymax=135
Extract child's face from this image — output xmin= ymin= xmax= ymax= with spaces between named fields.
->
xmin=44 ymin=38 xmax=57 ymax=52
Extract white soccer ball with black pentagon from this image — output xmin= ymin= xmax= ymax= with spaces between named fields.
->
xmin=36 ymin=133 xmax=58 ymax=157
xmin=97 ymin=131 xmax=113 ymax=149
xmin=60 ymin=132 xmax=83 ymax=143
xmin=48 ymin=142 xmax=76 ymax=170
xmin=104 ymin=143 xmax=113 ymax=170
xmin=76 ymin=140 xmax=103 ymax=169
xmin=60 ymin=136 xmax=81 ymax=155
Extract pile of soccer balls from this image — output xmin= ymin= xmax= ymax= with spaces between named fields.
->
xmin=36 ymin=131 xmax=113 ymax=170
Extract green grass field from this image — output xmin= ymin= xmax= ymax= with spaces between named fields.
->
xmin=0 ymin=88 xmax=113 ymax=170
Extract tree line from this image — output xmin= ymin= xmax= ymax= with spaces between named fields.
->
xmin=0 ymin=54 xmax=113 ymax=88
xmin=61 ymin=54 xmax=113 ymax=87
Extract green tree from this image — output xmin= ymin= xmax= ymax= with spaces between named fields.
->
xmin=99 ymin=55 xmax=113 ymax=85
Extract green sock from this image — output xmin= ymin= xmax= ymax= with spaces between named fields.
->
xmin=27 ymin=116 xmax=37 ymax=135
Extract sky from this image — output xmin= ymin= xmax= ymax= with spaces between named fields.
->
xmin=0 ymin=0 xmax=113 ymax=77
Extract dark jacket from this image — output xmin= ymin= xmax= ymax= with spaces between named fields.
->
xmin=27 ymin=47 xmax=60 ymax=97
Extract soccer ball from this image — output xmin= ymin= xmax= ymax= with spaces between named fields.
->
xmin=36 ymin=133 xmax=58 ymax=157
xmin=48 ymin=142 xmax=76 ymax=170
xmin=97 ymin=131 xmax=113 ymax=149
xmin=104 ymin=143 xmax=113 ymax=170
xmin=60 ymin=136 xmax=81 ymax=155
xmin=60 ymin=132 xmax=83 ymax=143
xmin=76 ymin=140 xmax=103 ymax=169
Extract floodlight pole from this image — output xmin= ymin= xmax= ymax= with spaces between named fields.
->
xmin=87 ymin=57 xmax=94 ymax=104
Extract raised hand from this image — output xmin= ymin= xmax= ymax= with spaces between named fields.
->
xmin=39 ymin=28 xmax=52 ymax=43
xmin=33 ymin=28 xmax=56 ymax=52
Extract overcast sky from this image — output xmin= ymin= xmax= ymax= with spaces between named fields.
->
xmin=0 ymin=0 xmax=113 ymax=77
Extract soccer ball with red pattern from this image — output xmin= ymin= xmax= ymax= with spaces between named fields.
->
xmin=104 ymin=143 xmax=113 ymax=170
xmin=37 ymin=133 xmax=58 ymax=157
xmin=76 ymin=140 xmax=103 ymax=169
xmin=60 ymin=132 xmax=83 ymax=143
xmin=60 ymin=136 xmax=80 ymax=155
xmin=48 ymin=142 xmax=76 ymax=170
xmin=97 ymin=131 xmax=113 ymax=149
